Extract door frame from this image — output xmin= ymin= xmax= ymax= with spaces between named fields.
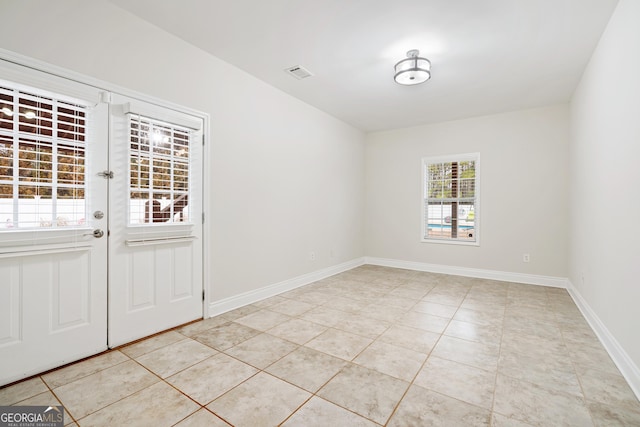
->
xmin=0 ymin=48 xmax=212 ymax=319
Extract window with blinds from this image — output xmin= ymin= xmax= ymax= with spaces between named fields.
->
xmin=0 ymin=84 xmax=87 ymax=230
xmin=422 ymin=153 xmax=479 ymax=244
xmin=129 ymin=114 xmax=191 ymax=225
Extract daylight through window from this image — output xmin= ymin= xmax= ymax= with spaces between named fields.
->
xmin=422 ymin=153 xmax=479 ymax=244
xmin=129 ymin=114 xmax=191 ymax=225
xmin=0 ymin=84 xmax=87 ymax=230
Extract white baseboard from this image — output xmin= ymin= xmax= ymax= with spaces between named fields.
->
xmin=208 ymin=257 xmax=366 ymax=317
xmin=566 ymin=280 xmax=640 ymax=400
xmin=364 ymin=257 xmax=568 ymax=288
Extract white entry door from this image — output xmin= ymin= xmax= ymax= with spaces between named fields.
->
xmin=107 ymin=94 xmax=203 ymax=347
xmin=0 ymin=63 xmax=109 ymax=385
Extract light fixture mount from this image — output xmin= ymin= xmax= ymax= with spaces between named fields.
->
xmin=394 ymin=49 xmax=431 ymax=85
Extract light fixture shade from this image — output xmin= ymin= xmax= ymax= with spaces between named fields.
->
xmin=394 ymin=49 xmax=431 ymax=85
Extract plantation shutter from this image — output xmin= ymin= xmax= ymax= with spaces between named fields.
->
xmin=0 ymin=83 xmax=90 ymax=229
xmin=423 ymin=153 xmax=479 ymax=243
xmin=126 ymin=105 xmax=200 ymax=226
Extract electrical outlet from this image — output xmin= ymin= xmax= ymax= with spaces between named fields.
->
xmin=523 ymin=253 xmax=530 ymax=263
xmin=309 ymin=251 xmax=316 ymax=261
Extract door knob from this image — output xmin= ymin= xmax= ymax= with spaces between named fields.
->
xmin=87 ymin=229 xmax=104 ymax=238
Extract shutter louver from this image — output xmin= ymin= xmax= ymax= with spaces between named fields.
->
xmin=128 ymin=114 xmax=191 ymax=225
xmin=423 ymin=155 xmax=478 ymax=243
xmin=0 ymin=85 xmax=87 ymax=229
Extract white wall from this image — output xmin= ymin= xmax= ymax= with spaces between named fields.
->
xmin=569 ymin=0 xmax=640 ymax=371
xmin=0 ymin=0 xmax=365 ymax=302
xmin=365 ymin=105 xmax=569 ymax=278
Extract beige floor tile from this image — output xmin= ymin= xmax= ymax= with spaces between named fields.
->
xmin=13 ymin=390 xmax=73 ymax=426
xmin=398 ymin=310 xmax=450 ymax=333
xmin=266 ymin=346 xmax=347 ymax=392
xmin=120 ymin=331 xmax=186 ymax=358
xmin=207 ymin=372 xmax=311 ymax=427
xmin=54 ymin=360 xmax=159 ymax=419
xmin=500 ymin=330 xmax=569 ymax=359
xmin=498 ymin=349 xmax=581 ymax=396
xmin=388 ymin=384 xmax=491 ymax=426
xmin=491 ymin=413 xmax=536 ymax=426
xmin=432 ymin=336 xmax=500 ymax=371
xmin=282 ymin=396 xmax=378 ymax=426
xmin=326 ymin=296 xmax=368 ymax=313
xmin=268 ymin=299 xmax=316 ymax=316
xmin=454 ymin=307 xmax=504 ymax=327
xmin=587 ymin=399 xmax=640 ymax=427
xmin=0 ymin=377 xmax=48 ymax=404
xmin=221 ymin=304 xmax=262 ymax=320
xmin=42 ymin=351 xmax=129 ymax=389
xmin=234 ymin=309 xmax=292 ymax=331
xmin=577 ymin=367 xmax=640 ymax=408
xmin=493 ymin=374 xmax=594 ymax=426
xmin=412 ymin=301 xmax=459 ymax=318
xmin=193 ymin=322 xmax=261 ymax=351
xmin=378 ymin=324 xmax=440 ymax=353
xmin=333 ymin=313 xmax=391 ymax=339
xmin=299 ymin=306 xmax=349 ymax=327
xmin=318 ymin=363 xmax=408 ymax=425
xmin=135 ymin=339 xmax=217 ymax=378
xmin=568 ymin=344 xmax=621 ymax=375
xmin=414 ymin=356 xmax=496 ymax=409
xmin=175 ymin=315 xmax=231 ymax=337
xmin=354 ymin=340 xmax=426 ymax=381
xmin=386 ymin=286 xmax=429 ymax=300
xmin=4 ymin=267 xmax=638 ymax=427
xmin=174 ymin=408 xmax=231 ymax=426
xmin=305 ymin=328 xmax=372 ymax=361
xmin=166 ymin=353 xmax=258 ymax=405
xmin=224 ymin=333 xmax=297 ymax=369
xmin=382 ymin=295 xmax=417 ymax=310
xmin=289 ymin=290 xmax=333 ymax=305
xmin=251 ymin=295 xmax=288 ymax=308
xmin=267 ymin=318 xmax=328 ymax=345
xmin=422 ymin=292 xmax=466 ymax=307
xmin=445 ymin=319 xmax=503 ymax=346
xmin=459 ymin=299 xmax=507 ymax=315
xmin=560 ymin=324 xmax=601 ymax=347
xmin=358 ymin=302 xmax=409 ymax=323
xmin=78 ymin=381 xmax=198 ymax=427
xmin=505 ymin=308 xmax=556 ymax=326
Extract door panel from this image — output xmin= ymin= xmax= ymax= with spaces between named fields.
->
xmin=0 ymin=62 xmax=109 ymax=385
xmin=108 ymin=95 xmax=203 ymax=347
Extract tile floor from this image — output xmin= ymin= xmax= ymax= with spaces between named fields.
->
xmin=2 ymin=265 xmax=640 ymax=426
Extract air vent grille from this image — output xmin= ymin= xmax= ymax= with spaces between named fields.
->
xmin=284 ymin=65 xmax=313 ymax=80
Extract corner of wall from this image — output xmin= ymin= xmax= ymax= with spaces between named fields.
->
xmin=566 ymin=280 xmax=640 ymax=400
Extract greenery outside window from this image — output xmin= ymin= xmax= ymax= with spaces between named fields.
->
xmin=422 ymin=153 xmax=479 ymax=244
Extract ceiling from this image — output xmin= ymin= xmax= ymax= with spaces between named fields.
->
xmin=108 ymin=0 xmax=618 ymax=132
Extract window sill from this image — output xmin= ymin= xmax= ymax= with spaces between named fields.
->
xmin=421 ymin=238 xmax=479 ymax=247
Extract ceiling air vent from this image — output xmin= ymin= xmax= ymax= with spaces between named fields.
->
xmin=284 ymin=65 xmax=313 ymax=80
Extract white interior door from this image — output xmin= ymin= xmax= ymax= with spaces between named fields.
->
xmin=108 ymin=94 xmax=203 ymax=347
xmin=0 ymin=63 xmax=109 ymax=386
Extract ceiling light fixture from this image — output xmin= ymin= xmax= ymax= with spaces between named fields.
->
xmin=394 ymin=49 xmax=431 ymax=85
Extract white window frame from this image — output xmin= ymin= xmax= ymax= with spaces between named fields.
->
xmin=421 ymin=153 xmax=480 ymax=246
